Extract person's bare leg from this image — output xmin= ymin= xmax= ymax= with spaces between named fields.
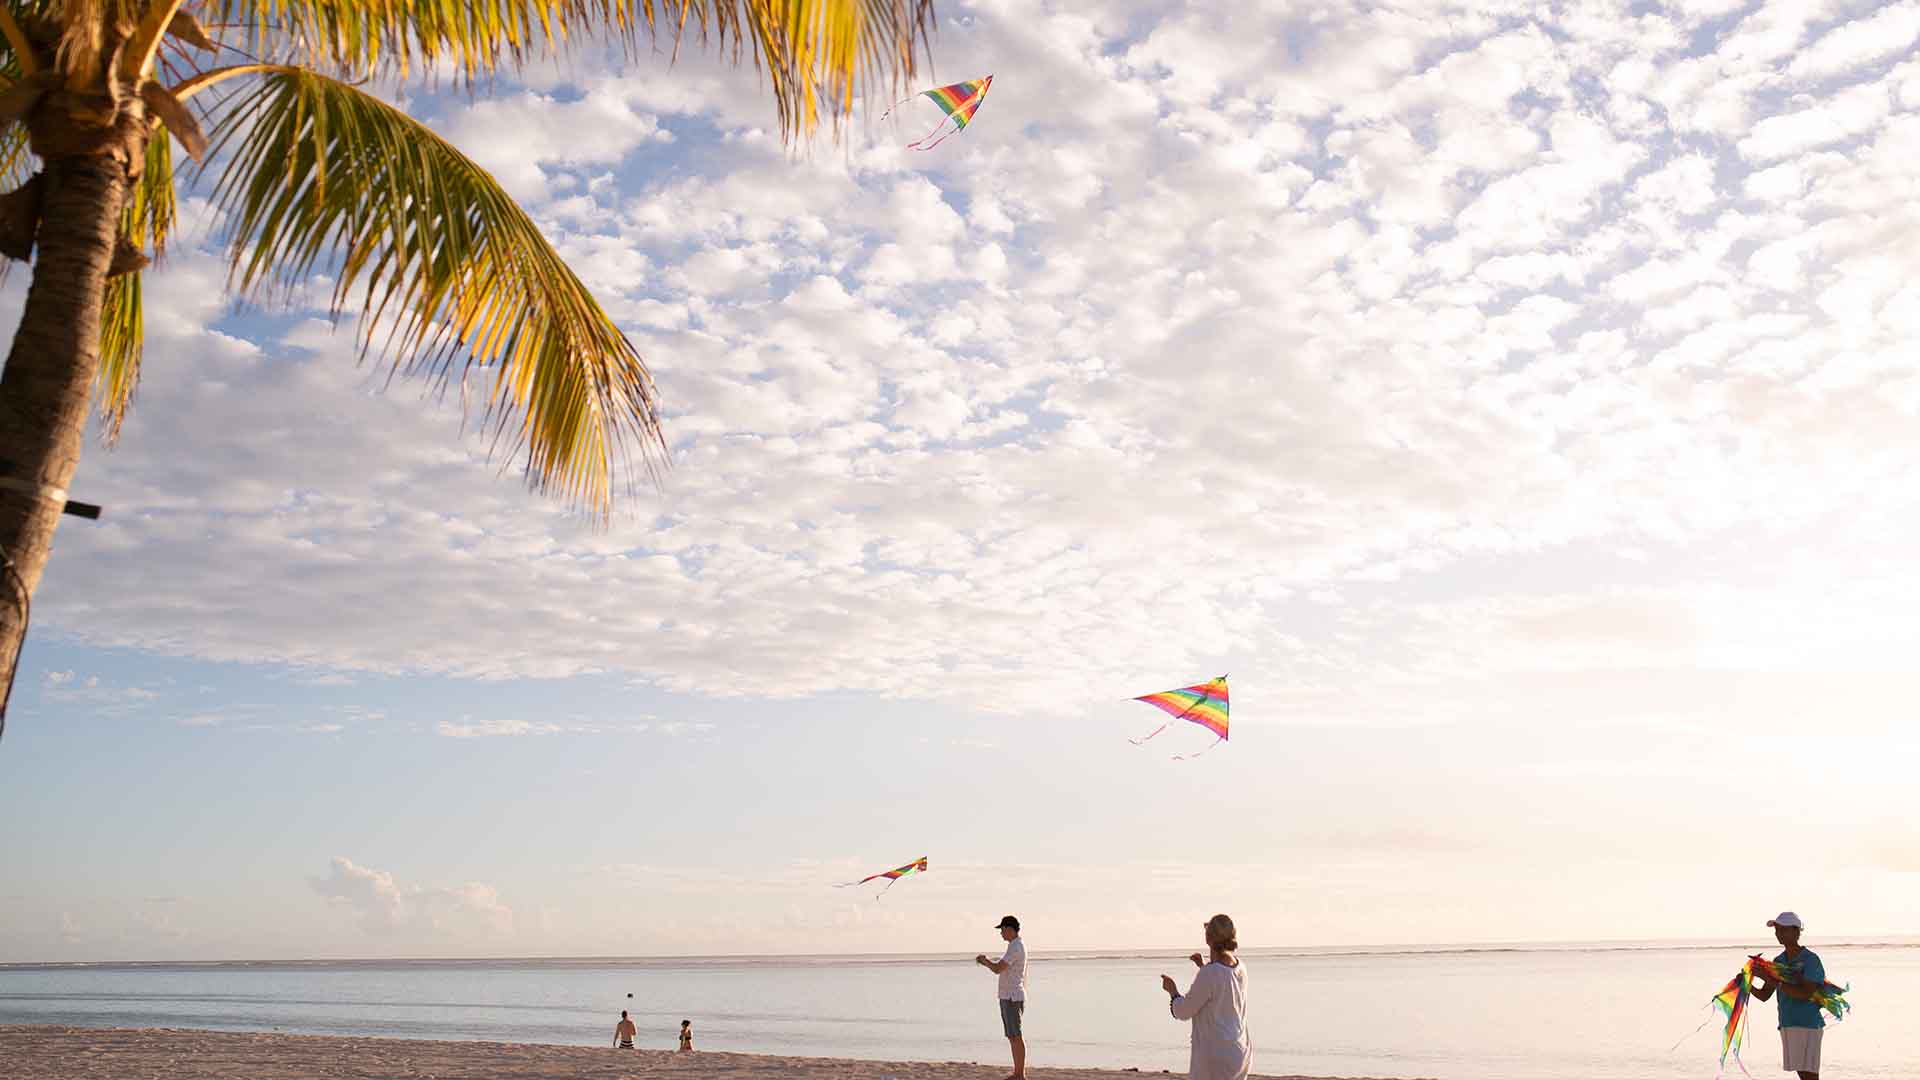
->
xmin=1007 ymin=1035 xmax=1026 ymax=1078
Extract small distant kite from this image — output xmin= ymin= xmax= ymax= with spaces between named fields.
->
xmin=1129 ymin=676 xmax=1229 ymax=758
xmin=836 ymin=856 xmax=929 ymax=900
xmin=886 ymin=75 xmax=994 ymax=150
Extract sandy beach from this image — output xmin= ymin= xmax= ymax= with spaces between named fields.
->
xmin=0 ymin=1026 xmax=1415 ymax=1080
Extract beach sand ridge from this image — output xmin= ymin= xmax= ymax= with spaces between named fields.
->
xmin=0 ymin=1025 xmax=1422 ymax=1080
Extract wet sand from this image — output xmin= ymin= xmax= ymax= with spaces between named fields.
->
xmin=0 ymin=1025 xmax=1421 ymax=1079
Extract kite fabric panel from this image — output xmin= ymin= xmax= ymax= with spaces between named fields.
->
xmin=1130 ymin=676 xmax=1230 ymax=757
xmin=890 ymin=75 xmax=994 ymax=150
xmin=835 ymin=856 xmax=929 ymax=899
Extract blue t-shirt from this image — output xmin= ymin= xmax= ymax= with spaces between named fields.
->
xmin=1774 ymin=948 xmax=1826 ymax=1029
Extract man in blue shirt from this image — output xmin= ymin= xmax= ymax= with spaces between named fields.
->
xmin=1750 ymin=911 xmax=1825 ymax=1080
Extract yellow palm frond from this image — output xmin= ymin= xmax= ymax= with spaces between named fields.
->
xmin=199 ymin=0 xmax=935 ymax=138
xmin=204 ymin=67 xmax=664 ymax=512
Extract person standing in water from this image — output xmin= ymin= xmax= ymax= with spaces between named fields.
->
xmin=975 ymin=914 xmax=1028 ymax=1079
xmin=1160 ymin=913 xmax=1250 ymax=1080
xmin=678 ymin=1019 xmax=693 ymax=1052
xmin=613 ymin=1010 xmax=636 ymax=1049
xmin=1750 ymin=911 xmax=1826 ymax=1080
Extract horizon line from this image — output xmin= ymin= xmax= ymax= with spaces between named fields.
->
xmin=8 ymin=932 xmax=1919 ymax=969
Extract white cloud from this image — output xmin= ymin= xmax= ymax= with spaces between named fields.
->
xmin=1788 ymin=3 xmax=1920 ymax=81
xmin=310 ymin=856 xmax=514 ymax=935
xmin=7 ymin=0 xmax=1919 ymax=730
xmin=435 ymin=717 xmax=564 ymax=738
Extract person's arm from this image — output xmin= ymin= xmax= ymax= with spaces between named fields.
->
xmin=978 ymin=944 xmax=1015 ymax=974
xmin=1774 ymin=954 xmax=1823 ymax=1001
xmin=1166 ymin=965 xmax=1218 ymax=1021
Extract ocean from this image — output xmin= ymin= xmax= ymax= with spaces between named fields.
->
xmin=3 ymin=942 xmax=1916 ymax=1079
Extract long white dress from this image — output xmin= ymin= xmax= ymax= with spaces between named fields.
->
xmin=1169 ymin=959 xmax=1250 ymax=1080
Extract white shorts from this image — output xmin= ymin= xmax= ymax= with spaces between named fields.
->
xmin=1781 ymin=1027 xmax=1822 ymax=1073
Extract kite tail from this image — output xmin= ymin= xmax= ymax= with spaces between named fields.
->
xmin=906 ymin=116 xmax=963 ymax=151
xmin=1170 ymin=737 xmax=1227 ymax=762
xmin=1128 ymin=722 xmax=1171 ymax=746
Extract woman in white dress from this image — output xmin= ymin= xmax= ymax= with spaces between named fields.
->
xmin=1159 ymin=913 xmax=1250 ymax=1080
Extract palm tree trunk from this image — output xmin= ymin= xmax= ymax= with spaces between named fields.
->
xmin=0 ymin=154 xmax=126 ymax=722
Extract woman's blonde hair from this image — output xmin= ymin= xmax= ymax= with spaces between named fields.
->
xmin=1206 ymin=913 xmax=1238 ymax=951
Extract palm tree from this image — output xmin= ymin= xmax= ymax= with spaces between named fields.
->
xmin=0 ymin=0 xmax=937 ymax=732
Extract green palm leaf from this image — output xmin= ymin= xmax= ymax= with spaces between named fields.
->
xmin=200 ymin=0 xmax=936 ymax=137
xmin=96 ymin=270 xmax=143 ymax=441
xmin=204 ymin=66 xmax=663 ymax=510
xmin=91 ymin=133 xmax=175 ymax=442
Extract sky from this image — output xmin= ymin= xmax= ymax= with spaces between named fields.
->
xmin=3 ymin=0 xmax=1920 ymax=963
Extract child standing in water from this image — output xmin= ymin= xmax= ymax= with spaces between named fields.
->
xmin=678 ymin=1020 xmax=693 ymax=1052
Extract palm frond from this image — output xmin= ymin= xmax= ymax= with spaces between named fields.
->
xmin=204 ymin=67 xmax=664 ymax=511
xmin=1 ymin=28 xmax=28 ymax=179
xmin=198 ymin=0 xmax=934 ymax=138
xmin=0 ymin=116 xmax=31 ymax=289
xmin=128 ymin=124 xmax=175 ymax=259
xmin=0 ymin=122 xmax=30 ymax=195
xmin=0 ymin=5 xmax=34 ymax=78
xmin=95 ymin=269 xmax=143 ymax=442
xmin=90 ymin=134 xmax=173 ymax=441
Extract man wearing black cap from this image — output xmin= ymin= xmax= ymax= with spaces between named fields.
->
xmin=975 ymin=915 xmax=1028 ymax=1079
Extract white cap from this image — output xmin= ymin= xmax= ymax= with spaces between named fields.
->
xmin=1767 ymin=911 xmax=1804 ymax=929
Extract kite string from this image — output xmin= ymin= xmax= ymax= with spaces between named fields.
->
xmin=1670 ymin=992 xmax=1726 ymax=1054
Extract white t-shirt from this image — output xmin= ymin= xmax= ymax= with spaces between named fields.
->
xmin=997 ymin=937 xmax=1027 ymax=1001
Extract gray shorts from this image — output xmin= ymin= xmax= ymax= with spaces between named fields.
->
xmin=1781 ymin=1027 xmax=1822 ymax=1072
xmin=999 ymin=998 xmax=1024 ymax=1038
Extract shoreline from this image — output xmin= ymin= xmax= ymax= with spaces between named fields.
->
xmin=0 ymin=1025 xmax=1422 ymax=1079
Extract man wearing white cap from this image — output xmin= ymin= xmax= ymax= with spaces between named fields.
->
xmin=1750 ymin=911 xmax=1825 ymax=1080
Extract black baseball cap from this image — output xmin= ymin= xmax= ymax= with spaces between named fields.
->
xmin=995 ymin=915 xmax=1020 ymax=930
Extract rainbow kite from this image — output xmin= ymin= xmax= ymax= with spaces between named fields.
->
xmin=1707 ymin=964 xmax=1755 ymax=1078
xmin=888 ymin=75 xmax=994 ymax=150
xmin=1130 ymin=676 xmax=1229 ymax=758
xmin=1684 ymin=955 xmax=1850 ymax=1078
xmin=836 ymin=856 xmax=928 ymax=900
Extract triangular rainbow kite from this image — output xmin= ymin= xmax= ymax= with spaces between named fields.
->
xmin=891 ymin=75 xmax=994 ymax=150
xmin=835 ymin=856 xmax=928 ymax=900
xmin=1129 ymin=676 xmax=1229 ymax=758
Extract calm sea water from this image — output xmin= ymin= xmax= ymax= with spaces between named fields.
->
xmin=2 ymin=943 xmax=1916 ymax=1079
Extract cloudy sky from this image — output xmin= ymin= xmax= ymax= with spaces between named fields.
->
xmin=4 ymin=0 xmax=1920 ymax=963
